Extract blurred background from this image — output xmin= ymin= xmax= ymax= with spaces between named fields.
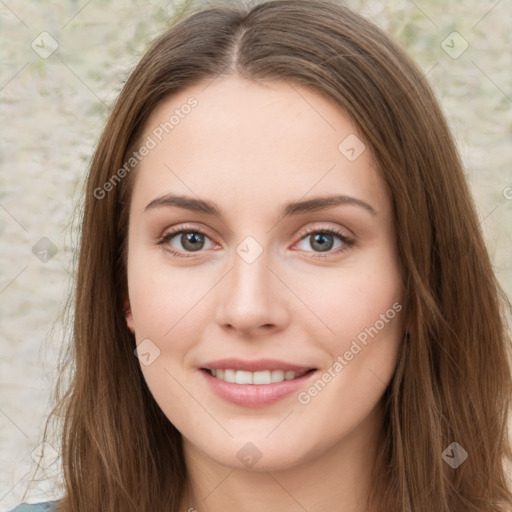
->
xmin=1 ymin=0 xmax=511 ymax=509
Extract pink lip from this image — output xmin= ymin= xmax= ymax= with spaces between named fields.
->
xmin=201 ymin=358 xmax=315 ymax=372
xmin=199 ymin=367 xmax=317 ymax=407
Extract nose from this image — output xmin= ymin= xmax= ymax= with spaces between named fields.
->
xmin=215 ymin=247 xmax=290 ymax=337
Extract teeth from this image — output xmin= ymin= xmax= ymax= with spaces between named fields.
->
xmin=208 ymin=368 xmax=308 ymax=384
xmin=235 ymin=370 xmax=253 ymax=384
xmin=224 ymin=369 xmax=235 ymax=383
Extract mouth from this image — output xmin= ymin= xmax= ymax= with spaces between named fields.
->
xmin=198 ymin=358 xmax=319 ymax=406
xmin=201 ymin=367 xmax=317 ymax=385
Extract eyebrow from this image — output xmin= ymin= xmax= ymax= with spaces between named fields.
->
xmin=144 ymin=193 xmax=377 ymax=219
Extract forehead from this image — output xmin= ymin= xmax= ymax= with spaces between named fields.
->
xmin=131 ymin=75 xmax=389 ymax=218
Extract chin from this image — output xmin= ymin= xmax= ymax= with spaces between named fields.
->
xmin=191 ymin=435 xmax=316 ymax=473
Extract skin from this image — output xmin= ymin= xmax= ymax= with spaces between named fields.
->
xmin=125 ymin=75 xmax=405 ymax=512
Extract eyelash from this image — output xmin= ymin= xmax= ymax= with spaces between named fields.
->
xmin=157 ymin=224 xmax=354 ymax=259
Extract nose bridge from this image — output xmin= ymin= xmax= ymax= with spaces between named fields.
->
xmin=216 ymin=235 xmax=288 ymax=333
xmin=232 ymin=245 xmax=270 ymax=301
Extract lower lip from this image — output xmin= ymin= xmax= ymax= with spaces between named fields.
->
xmin=200 ymin=369 xmax=317 ymax=407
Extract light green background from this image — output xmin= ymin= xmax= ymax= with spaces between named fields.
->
xmin=1 ymin=0 xmax=511 ymax=509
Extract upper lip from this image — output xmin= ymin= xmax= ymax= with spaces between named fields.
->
xmin=201 ymin=358 xmax=316 ymax=372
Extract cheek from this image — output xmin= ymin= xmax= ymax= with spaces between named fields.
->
xmin=293 ymin=258 xmax=403 ymax=439
xmin=291 ymin=249 xmax=403 ymax=347
xmin=127 ymin=254 xmax=209 ymax=427
xmin=127 ymin=246 xmax=207 ymax=336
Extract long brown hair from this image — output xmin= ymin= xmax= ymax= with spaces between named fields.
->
xmin=37 ymin=0 xmax=512 ymax=510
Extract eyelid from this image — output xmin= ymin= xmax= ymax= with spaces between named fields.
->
xmin=160 ymin=222 xmax=216 ymax=241
xmin=294 ymin=222 xmax=354 ymax=242
xmin=161 ymin=221 xmax=353 ymax=241
xmin=158 ymin=223 xmax=219 ymax=248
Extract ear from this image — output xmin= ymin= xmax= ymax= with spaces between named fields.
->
xmin=124 ymin=297 xmax=135 ymax=333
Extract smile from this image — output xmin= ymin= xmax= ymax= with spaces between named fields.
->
xmin=200 ymin=364 xmax=318 ymax=407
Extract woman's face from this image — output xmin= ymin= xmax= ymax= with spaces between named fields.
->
xmin=125 ymin=76 xmax=404 ymax=471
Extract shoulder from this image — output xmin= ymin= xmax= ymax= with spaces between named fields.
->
xmin=7 ymin=501 xmax=58 ymax=512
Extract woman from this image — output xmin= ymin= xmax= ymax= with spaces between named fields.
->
xmin=11 ymin=0 xmax=512 ymax=511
